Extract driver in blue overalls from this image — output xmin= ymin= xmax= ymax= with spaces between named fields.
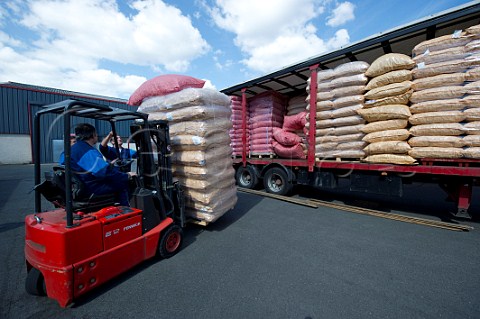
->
xmin=68 ymin=123 xmax=136 ymax=206
xmin=99 ymin=131 xmax=137 ymax=172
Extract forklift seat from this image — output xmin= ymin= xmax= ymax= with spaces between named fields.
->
xmin=36 ymin=166 xmax=116 ymax=213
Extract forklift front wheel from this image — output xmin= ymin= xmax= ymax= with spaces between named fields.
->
xmin=25 ymin=267 xmax=47 ymax=296
xmin=158 ymin=225 xmax=183 ymax=259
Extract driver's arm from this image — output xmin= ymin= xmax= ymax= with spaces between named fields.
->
xmin=99 ymin=132 xmax=116 ymax=161
xmin=100 ymin=131 xmax=113 ymax=148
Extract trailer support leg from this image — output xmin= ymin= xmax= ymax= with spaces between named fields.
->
xmin=456 ymin=183 xmax=472 ymax=219
xmin=442 ymin=181 xmax=473 ymax=219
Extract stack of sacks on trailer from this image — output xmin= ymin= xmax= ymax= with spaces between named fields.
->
xmin=229 ymin=96 xmax=249 ymax=157
xmin=308 ymin=62 xmax=369 ymax=159
xmin=270 ymin=94 xmax=309 ymax=159
xmin=306 ymin=69 xmax=334 ymax=157
xmin=463 ymin=27 xmax=480 ymax=158
xmin=410 ymin=25 xmax=480 ymax=159
xmin=131 ymin=75 xmax=237 ymax=224
xmin=287 ymin=94 xmax=308 ymax=115
xmin=248 ymin=91 xmax=286 ymax=155
xmin=358 ymin=53 xmax=416 ymax=164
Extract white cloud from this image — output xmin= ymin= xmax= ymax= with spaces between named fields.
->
xmin=212 ymin=49 xmax=234 ymax=70
xmin=326 ymin=28 xmax=350 ymax=48
xmin=202 ymin=79 xmax=216 ymax=90
xmin=243 ymin=32 xmax=324 ymax=71
xmin=0 ymin=31 xmax=21 ymax=47
xmin=0 ymin=0 xmax=210 ymax=98
xmin=207 ymin=0 xmax=351 ymax=73
xmin=326 ymin=1 xmax=355 ymax=27
xmin=209 ymin=0 xmax=324 ymax=50
xmin=63 ymin=69 xmax=147 ymax=98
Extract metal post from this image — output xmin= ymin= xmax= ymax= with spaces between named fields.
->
xmin=241 ymin=88 xmax=247 ymax=167
xmin=34 ymin=113 xmax=41 ymax=214
xmin=64 ymin=108 xmax=73 ymax=228
xmin=111 ymin=121 xmax=120 ymax=158
xmin=308 ymin=64 xmax=319 ymax=172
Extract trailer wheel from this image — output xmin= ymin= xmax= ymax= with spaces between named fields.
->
xmin=236 ymin=165 xmax=259 ymax=189
xmin=25 ymin=267 xmax=46 ymax=296
xmin=263 ymin=167 xmax=293 ymax=196
xmin=158 ymin=225 xmax=183 ymax=259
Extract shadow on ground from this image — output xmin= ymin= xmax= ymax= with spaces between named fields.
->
xmin=292 ymin=182 xmax=480 ymax=225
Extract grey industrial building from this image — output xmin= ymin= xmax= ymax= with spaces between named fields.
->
xmin=0 ymin=82 xmax=134 ymax=164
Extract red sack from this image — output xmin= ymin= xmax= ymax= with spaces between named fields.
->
xmin=272 ymin=127 xmax=302 ymax=146
xmin=250 ymin=144 xmax=274 ymax=153
xmin=250 ymin=136 xmax=274 ymax=145
xmin=272 ymin=141 xmax=306 ymax=159
xmin=249 ymin=120 xmax=283 ymax=129
xmin=128 ymin=74 xmax=205 ymax=106
xmin=250 ymin=113 xmax=284 ymax=123
xmin=283 ymin=112 xmax=307 ymax=132
xmin=251 ymin=126 xmax=275 ymax=136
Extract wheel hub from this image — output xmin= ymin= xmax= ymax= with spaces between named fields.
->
xmin=166 ymin=232 xmax=181 ymax=253
xmin=269 ymin=174 xmax=283 ymax=191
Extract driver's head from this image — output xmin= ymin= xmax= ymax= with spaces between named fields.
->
xmin=75 ymin=123 xmax=97 ymax=142
xmin=111 ymin=135 xmax=123 ymax=146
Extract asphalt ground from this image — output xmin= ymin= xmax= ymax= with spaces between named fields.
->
xmin=1 ymin=164 xmax=479 ymax=319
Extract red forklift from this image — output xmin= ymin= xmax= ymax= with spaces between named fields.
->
xmin=25 ymin=99 xmax=185 ymax=307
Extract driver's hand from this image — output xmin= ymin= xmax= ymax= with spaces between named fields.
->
xmin=128 ymin=172 xmax=137 ymax=177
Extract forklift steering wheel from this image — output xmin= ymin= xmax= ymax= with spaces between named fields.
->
xmin=113 ymin=159 xmax=134 ymax=169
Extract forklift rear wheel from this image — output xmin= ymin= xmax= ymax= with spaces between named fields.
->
xmin=263 ymin=167 xmax=293 ymax=196
xmin=25 ymin=267 xmax=46 ymax=296
xmin=236 ymin=166 xmax=259 ymax=189
xmin=159 ymin=225 xmax=183 ymax=259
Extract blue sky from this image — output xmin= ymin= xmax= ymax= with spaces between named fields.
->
xmin=0 ymin=0 xmax=475 ymax=100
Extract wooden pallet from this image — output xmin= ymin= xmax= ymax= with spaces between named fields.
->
xmin=315 ymin=157 xmax=362 ymax=162
xmin=249 ymin=153 xmax=276 ymax=159
xmin=187 ymin=218 xmax=209 ymax=227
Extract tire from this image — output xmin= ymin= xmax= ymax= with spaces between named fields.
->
xmin=263 ymin=167 xmax=293 ymax=196
xmin=235 ymin=165 xmax=259 ymax=189
xmin=25 ymin=267 xmax=46 ymax=296
xmin=158 ymin=225 xmax=183 ymax=259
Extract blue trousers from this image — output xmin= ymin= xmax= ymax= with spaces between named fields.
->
xmin=87 ymin=180 xmax=130 ymax=206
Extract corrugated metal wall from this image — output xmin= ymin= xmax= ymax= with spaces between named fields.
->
xmin=0 ymin=84 xmax=136 ymax=163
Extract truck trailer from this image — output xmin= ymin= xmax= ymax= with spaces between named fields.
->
xmin=221 ymin=2 xmax=480 ymax=219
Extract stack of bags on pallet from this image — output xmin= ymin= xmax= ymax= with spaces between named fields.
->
xmin=306 ymin=68 xmax=335 ymax=158
xmin=248 ymin=91 xmax=286 ymax=155
xmin=463 ymin=56 xmax=480 ymax=158
xmin=460 ymin=25 xmax=480 ymax=159
xmin=410 ymin=25 xmax=480 ymax=159
xmin=229 ymin=96 xmax=249 ymax=157
xmin=270 ymin=94 xmax=309 ymax=159
xmin=134 ymin=77 xmax=237 ymax=224
xmin=309 ymin=62 xmax=369 ymax=159
xmin=358 ymin=53 xmax=416 ymax=164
